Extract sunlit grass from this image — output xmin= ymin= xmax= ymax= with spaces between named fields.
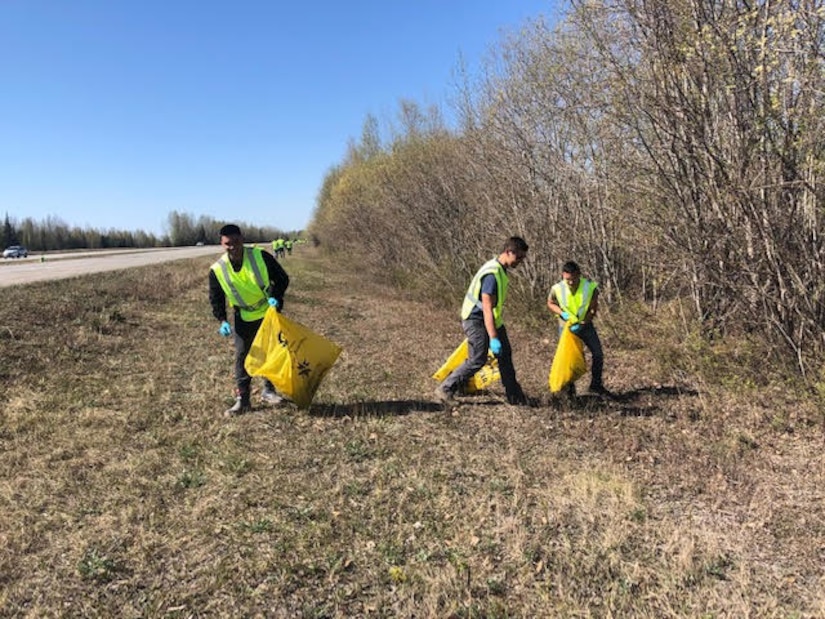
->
xmin=0 ymin=247 xmax=822 ymax=616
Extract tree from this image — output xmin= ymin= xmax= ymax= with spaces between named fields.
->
xmin=2 ymin=213 xmax=16 ymax=247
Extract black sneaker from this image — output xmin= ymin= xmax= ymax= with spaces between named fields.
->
xmin=588 ymin=385 xmax=612 ymax=398
xmin=507 ymin=394 xmax=530 ymax=406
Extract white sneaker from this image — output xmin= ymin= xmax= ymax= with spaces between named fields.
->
xmin=224 ymin=397 xmax=251 ymax=417
xmin=261 ymin=389 xmax=285 ymax=405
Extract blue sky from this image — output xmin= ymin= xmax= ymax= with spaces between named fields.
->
xmin=0 ymin=1 xmax=558 ymax=237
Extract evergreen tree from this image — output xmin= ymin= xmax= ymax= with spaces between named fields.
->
xmin=2 ymin=213 xmax=16 ymax=247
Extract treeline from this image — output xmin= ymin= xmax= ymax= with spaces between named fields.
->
xmin=309 ymin=1 xmax=825 ymax=380
xmin=2 ymin=210 xmax=297 ymax=252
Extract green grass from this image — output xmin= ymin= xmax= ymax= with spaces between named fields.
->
xmin=0 ymin=247 xmax=822 ymax=617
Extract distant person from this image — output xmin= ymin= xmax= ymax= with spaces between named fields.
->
xmin=547 ymin=260 xmax=609 ymax=397
xmin=272 ymin=238 xmax=285 ymax=259
xmin=210 ymin=224 xmax=290 ymax=416
xmin=435 ymin=236 xmax=530 ymax=406
xmin=285 ymin=238 xmax=294 ymax=255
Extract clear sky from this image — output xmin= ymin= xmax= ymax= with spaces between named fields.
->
xmin=0 ymin=0 xmax=558 ymax=237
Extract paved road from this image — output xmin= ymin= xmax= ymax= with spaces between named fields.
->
xmin=0 ymin=246 xmax=223 ymax=288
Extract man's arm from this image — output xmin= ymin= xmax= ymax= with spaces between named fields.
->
xmin=547 ymin=290 xmax=565 ymax=318
xmin=583 ymin=288 xmax=599 ymax=323
xmin=478 ymin=273 xmax=498 ymax=339
xmin=209 ymin=270 xmax=228 ymax=322
xmin=481 ymin=293 xmax=497 ymax=340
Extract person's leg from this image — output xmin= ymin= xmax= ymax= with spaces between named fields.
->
xmin=233 ymin=317 xmax=267 ymax=403
xmin=578 ymin=324 xmax=604 ymax=390
xmin=233 ymin=331 xmax=254 ymax=403
xmin=238 ymin=318 xmax=285 ymax=404
xmin=496 ymin=326 xmax=527 ymax=404
xmin=223 ymin=324 xmax=256 ymax=415
xmin=260 ymin=377 xmax=285 ymax=404
xmin=439 ymin=319 xmax=488 ymax=396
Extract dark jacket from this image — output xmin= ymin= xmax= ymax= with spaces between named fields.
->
xmin=209 ymin=249 xmax=289 ymax=323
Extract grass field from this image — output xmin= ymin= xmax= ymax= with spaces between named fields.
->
xmin=1 ymin=247 xmax=823 ymax=617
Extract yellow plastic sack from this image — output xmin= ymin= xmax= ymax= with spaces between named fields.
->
xmin=245 ymin=308 xmax=342 ymax=409
xmin=548 ymin=324 xmax=587 ymax=393
xmin=432 ymin=338 xmax=500 ymax=393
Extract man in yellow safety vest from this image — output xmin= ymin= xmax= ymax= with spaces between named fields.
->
xmin=210 ymin=224 xmax=290 ymax=416
xmin=547 ymin=260 xmax=609 ymax=397
xmin=435 ymin=236 xmax=530 ymax=406
xmin=272 ymin=237 xmax=285 ymax=259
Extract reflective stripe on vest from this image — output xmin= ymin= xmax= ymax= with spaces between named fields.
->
xmin=552 ymin=277 xmax=597 ymax=321
xmin=211 ymin=247 xmax=269 ymax=321
xmin=460 ymin=258 xmax=508 ymax=328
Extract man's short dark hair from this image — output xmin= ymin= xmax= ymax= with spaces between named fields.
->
xmin=503 ymin=236 xmax=529 ymax=255
xmin=562 ymin=261 xmax=580 ymax=274
xmin=219 ymin=224 xmax=242 ymax=237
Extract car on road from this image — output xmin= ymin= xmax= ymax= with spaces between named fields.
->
xmin=3 ymin=245 xmax=28 ymax=258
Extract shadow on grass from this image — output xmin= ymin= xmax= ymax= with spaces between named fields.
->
xmin=543 ymin=384 xmax=700 ymax=417
xmin=611 ymin=385 xmax=699 ymax=414
xmin=621 ymin=385 xmax=699 ymax=399
xmin=308 ymin=399 xmax=444 ymax=418
xmin=304 ymin=385 xmax=699 ymax=419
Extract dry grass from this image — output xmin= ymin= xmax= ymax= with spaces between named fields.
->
xmin=0 ymin=247 xmax=823 ymax=617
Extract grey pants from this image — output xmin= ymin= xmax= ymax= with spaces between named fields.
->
xmin=233 ymin=315 xmax=274 ymax=400
xmin=441 ymin=319 xmax=526 ymax=404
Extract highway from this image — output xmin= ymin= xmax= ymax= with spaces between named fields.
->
xmin=0 ymin=246 xmax=222 ymax=288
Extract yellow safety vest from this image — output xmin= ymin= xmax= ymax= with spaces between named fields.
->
xmin=551 ymin=277 xmax=597 ymax=323
xmin=460 ymin=258 xmax=508 ymax=328
xmin=211 ymin=246 xmax=270 ymax=321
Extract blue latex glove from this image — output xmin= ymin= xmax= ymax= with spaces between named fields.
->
xmin=219 ymin=321 xmax=232 ymax=337
xmin=560 ymin=311 xmax=571 ymax=321
xmin=267 ymin=297 xmax=279 ymax=309
xmin=489 ymin=337 xmax=502 ymax=356
xmin=569 ymin=323 xmax=583 ymax=334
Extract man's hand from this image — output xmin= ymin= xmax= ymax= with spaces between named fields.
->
xmin=570 ymin=323 xmax=583 ymax=334
xmin=560 ymin=311 xmax=571 ymax=321
xmin=268 ymin=297 xmax=280 ymax=309
xmin=219 ymin=321 xmax=232 ymax=337
xmin=489 ymin=337 xmax=502 ymax=356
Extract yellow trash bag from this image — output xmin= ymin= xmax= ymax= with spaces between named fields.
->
xmin=432 ymin=338 xmax=500 ymax=393
xmin=548 ymin=324 xmax=587 ymax=393
xmin=245 ymin=308 xmax=342 ymax=409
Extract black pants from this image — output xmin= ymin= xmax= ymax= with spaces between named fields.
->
xmin=557 ymin=322 xmax=604 ymax=390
